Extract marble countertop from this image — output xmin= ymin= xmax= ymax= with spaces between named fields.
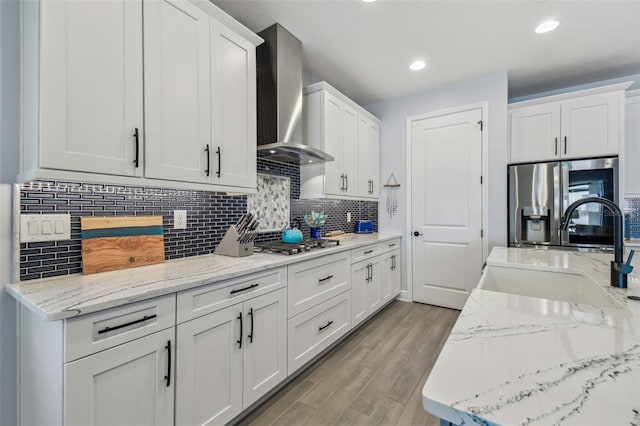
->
xmin=423 ymin=247 xmax=640 ymax=426
xmin=6 ymin=233 xmax=400 ymax=321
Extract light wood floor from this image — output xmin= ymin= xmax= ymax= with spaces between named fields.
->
xmin=237 ymin=300 xmax=460 ymax=426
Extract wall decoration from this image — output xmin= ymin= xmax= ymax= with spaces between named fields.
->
xmin=384 ymin=172 xmax=401 ymax=218
xmin=247 ymin=174 xmax=291 ymax=232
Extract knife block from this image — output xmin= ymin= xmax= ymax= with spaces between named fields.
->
xmin=215 ymin=225 xmax=254 ymax=257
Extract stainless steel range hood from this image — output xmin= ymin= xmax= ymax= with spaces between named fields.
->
xmin=256 ymin=24 xmax=334 ymax=164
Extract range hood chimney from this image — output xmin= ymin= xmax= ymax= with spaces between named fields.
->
xmin=256 ymin=24 xmax=334 ymax=164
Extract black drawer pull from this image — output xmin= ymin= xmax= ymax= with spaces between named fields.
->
xmin=230 ymin=283 xmax=259 ymax=294
xmin=318 ymin=275 xmax=334 ymax=283
xmin=164 ymin=340 xmax=171 ymax=387
xmin=97 ymin=314 xmax=157 ymax=334
xmin=248 ymin=308 xmax=254 ymax=343
xmin=133 ymin=128 xmax=140 ymax=168
xmin=205 ymin=144 xmax=211 ymax=177
xmin=237 ymin=312 xmax=243 ymax=349
xmin=364 ymin=250 xmax=374 ymax=254
xmin=388 ymin=243 xmax=396 ymax=247
xmin=319 ymin=320 xmax=334 ymax=331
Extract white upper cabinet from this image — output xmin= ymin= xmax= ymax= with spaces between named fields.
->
xmin=21 ymin=0 xmax=261 ymax=192
xmin=301 ymin=82 xmax=381 ymax=200
xmin=560 ymin=92 xmax=620 ymax=159
xmin=144 ymin=0 xmax=212 ymax=183
xmin=37 ymin=0 xmax=144 ymax=177
xmin=357 ymin=114 xmax=380 ymax=198
xmin=509 ymin=83 xmax=629 ymax=164
xmin=625 ymin=93 xmax=640 ymax=197
xmin=210 ymin=19 xmax=257 ymax=189
xmin=510 ymin=103 xmax=561 ymax=163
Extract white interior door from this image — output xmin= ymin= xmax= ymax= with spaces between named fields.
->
xmin=411 ymin=108 xmax=483 ymax=310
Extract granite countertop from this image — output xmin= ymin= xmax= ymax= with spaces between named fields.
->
xmin=423 ymin=247 xmax=640 ymax=426
xmin=6 ymin=233 xmax=400 ymax=321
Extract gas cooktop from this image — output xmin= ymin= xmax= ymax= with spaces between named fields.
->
xmin=254 ymin=238 xmax=340 ymax=255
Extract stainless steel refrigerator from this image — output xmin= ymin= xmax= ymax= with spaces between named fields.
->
xmin=508 ymin=157 xmax=619 ymax=248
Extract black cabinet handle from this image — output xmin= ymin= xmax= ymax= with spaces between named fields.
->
xmin=564 ymin=136 xmax=567 ymax=154
xmin=164 ymin=340 xmax=171 ymax=387
xmin=216 ymin=146 xmax=221 ymax=178
xmin=340 ymin=174 xmax=345 ymax=191
xmin=319 ymin=320 xmax=334 ymax=331
xmin=388 ymin=243 xmax=396 ymax=248
xmin=248 ymin=308 xmax=254 ymax=343
xmin=318 ymin=275 xmax=334 ymax=283
xmin=554 ymin=137 xmax=558 ymax=156
xmin=205 ymin=144 xmax=210 ymax=176
xmin=97 ymin=314 xmax=157 ymax=334
xmin=237 ymin=312 xmax=243 ymax=349
xmin=345 ymin=174 xmax=348 ymax=191
xmin=364 ymin=250 xmax=374 ymax=254
xmin=133 ymin=128 xmax=139 ymax=168
xmin=230 ymin=283 xmax=259 ymax=295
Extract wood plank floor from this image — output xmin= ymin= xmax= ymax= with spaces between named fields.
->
xmin=237 ymin=300 xmax=460 ymax=426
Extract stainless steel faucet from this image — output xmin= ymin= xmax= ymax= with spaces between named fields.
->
xmin=561 ymin=197 xmax=635 ymax=288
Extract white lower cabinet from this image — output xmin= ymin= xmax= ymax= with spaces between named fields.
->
xmin=175 ymin=288 xmax=287 ymax=426
xmin=65 ymin=327 xmax=175 ymax=426
xmin=380 ymin=249 xmax=401 ymax=303
xmin=288 ymin=292 xmax=351 ymax=375
xmin=351 ymin=241 xmax=402 ymax=327
xmin=351 ymin=258 xmax=381 ymax=327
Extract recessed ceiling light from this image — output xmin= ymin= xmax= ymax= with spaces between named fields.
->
xmin=535 ymin=19 xmax=559 ymax=34
xmin=362 ymin=0 xmax=376 ymax=3
xmin=409 ymin=60 xmax=426 ymax=71
xmin=269 ymin=150 xmax=276 ymax=154
xmin=307 ymin=160 xmax=313 ymax=163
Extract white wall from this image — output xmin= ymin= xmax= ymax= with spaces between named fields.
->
xmin=365 ymin=72 xmax=509 ymax=293
xmin=1 ymin=0 xmax=20 ymax=424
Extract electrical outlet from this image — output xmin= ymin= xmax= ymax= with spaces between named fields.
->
xmin=174 ymin=210 xmax=187 ymax=229
xmin=347 ymin=212 xmax=352 ymax=223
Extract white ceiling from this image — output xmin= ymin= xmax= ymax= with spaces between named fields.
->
xmin=212 ymin=0 xmax=640 ymax=106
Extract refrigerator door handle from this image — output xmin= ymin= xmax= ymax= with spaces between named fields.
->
xmin=559 ymin=163 xmax=570 ymax=246
xmin=552 ymin=163 xmax=562 ymax=246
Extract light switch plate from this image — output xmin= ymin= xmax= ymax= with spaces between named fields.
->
xmin=20 ymin=214 xmax=71 ymax=242
xmin=174 ymin=210 xmax=187 ymax=229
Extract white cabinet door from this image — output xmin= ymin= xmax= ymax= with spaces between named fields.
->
xmin=175 ymin=305 xmax=243 ymax=426
xmin=509 ymin=103 xmax=561 ymax=163
xmin=65 ymin=328 xmax=174 ymax=426
xmin=144 ymin=0 xmax=211 ymax=183
xmin=561 ymin=92 xmax=620 ymax=159
xmin=210 ymin=20 xmax=257 ymax=189
xmin=40 ymin=0 xmax=143 ymax=177
xmin=380 ymin=253 xmax=392 ymax=303
xmin=242 ymin=288 xmax=287 ymax=408
xmin=390 ymin=250 xmax=401 ymax=297
xmin=323 ymin=92 xmax=345 ymax=196
xmin=351 ymin=261 xmax=368 ymax=327
xmin=625 ymin=96 xmax=640 ymax=196
xmin=357 ymin=114 xmax=380 ymax=198
xmin=365 ymin=260 xmax=381 ymax=314
xmin=342 ymin=105 xmax=359 ymax=197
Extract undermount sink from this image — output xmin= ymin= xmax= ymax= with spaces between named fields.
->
xmin=478 ymin=266 xmax=623 ymax=310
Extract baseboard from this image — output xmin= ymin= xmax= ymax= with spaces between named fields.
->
xmin=398 ymin=290 xmax=410 ymax=302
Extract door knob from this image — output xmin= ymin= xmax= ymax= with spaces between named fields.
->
xmin=413 ymin=231 xmax=423 ymax=237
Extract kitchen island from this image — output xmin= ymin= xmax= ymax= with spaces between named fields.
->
xmin=422 ymin=247 xmax=640 ymax=426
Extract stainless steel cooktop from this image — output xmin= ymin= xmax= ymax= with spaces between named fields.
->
xmin=253 ymin=238 xmax=340 ymax=255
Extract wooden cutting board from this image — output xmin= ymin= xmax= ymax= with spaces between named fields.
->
xmin=81 ymin=216 xmax=165 ymax=274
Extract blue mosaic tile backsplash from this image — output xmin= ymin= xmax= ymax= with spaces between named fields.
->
xmin=19 ymin=158 xmax=378 ymax=281
xmin=625 ymin=198 xmax=640 ymax=238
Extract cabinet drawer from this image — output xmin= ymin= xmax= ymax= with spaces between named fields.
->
xmin=287 ymin=251 xmax=350 ymax=318
xmin=65 ymin=294 xmax=176 ymax=362
xmin=288 ymin=291 xmax=351 ymax=375
xmin=177 ymin=267 xmax=286 ymax=323
xmin=352 ymin=243 xmax=381 ymax=263
xmin=381 ymin=239 xmax=401 ymax=253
